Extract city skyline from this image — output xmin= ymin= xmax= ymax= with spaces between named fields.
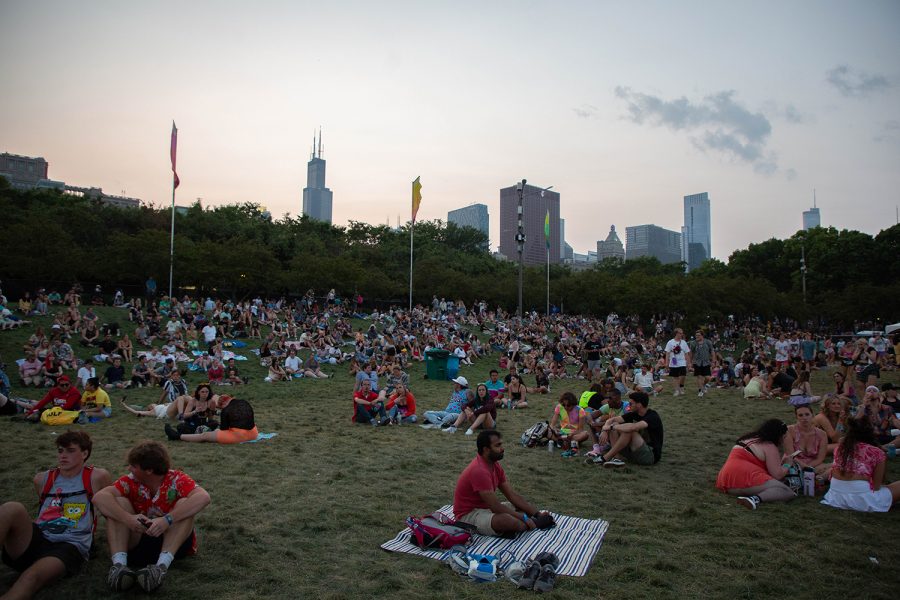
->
xmin=2 ymin=1 xmax=898 ymax=260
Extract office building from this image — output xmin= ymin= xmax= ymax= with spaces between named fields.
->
xmin=301 ymin=130 xmax=333 ymax=223
xmin=597 ymin=225 xmax=625 ymax=261
xmin=683 ymin=192 xmax=711 ymax=271
xmin=499 ymin=182 xmax=561 ymax=266
xmin=1 ymin=153 xmax=49 ymax=189
xmin=625 ymin=224 xmax=682 ymax=264
xmin=803 ymin=192 xmax=821 ymax=230
xmin=447 ymin=203 xmax=489 ymax=250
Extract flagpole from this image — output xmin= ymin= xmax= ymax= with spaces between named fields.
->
xmin=544 ymin=208 xmax=551 ymax=316
xmin=168 ymin=183 xmax=175 ymax=301
xmin=409 ymin=221 xmax=414 ymax=312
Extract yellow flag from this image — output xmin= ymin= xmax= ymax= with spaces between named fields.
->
xmin=411 ymin=176 xmax=422 ymax=223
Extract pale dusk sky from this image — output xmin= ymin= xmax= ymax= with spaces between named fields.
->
xmin=2 ymin=0 xmax=899 ymax=259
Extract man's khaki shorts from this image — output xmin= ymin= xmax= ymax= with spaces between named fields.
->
xmin=457 ymin=501 xmax=513 ymax=535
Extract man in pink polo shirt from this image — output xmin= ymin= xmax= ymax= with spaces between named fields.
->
xmin=453 ymin=430 xmax=553 ymax=536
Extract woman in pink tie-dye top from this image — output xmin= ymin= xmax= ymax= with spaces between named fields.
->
xmin=822 ymin=418 xmax=900 ymax=512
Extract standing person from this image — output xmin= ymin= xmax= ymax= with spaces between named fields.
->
xmin=715 ymin=419 xmax=795 ymax=510
xmin=689 ymin=330 xmax=715 ymax=397
xmin=582 ymin=333 xmax=602 ymax=379
xmin=0 ymin=431 xmax=111 ymax=600
xmin=453 ymin=430 xmax=554 ymax=537
xmin=92 ymin=441 xmax=211 ymax=593
xmin=665 ymin=329 xmax=691 ymax=396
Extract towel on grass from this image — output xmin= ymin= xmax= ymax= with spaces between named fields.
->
xmin=381 ymin=505 xmax=607 ymax=577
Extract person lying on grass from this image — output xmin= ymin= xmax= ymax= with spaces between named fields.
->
xmin=93 ymin=441 xmax=211 ymax=593
xmin=586 ymin=392 xmax=663 ymax=468
xmin=0 ymin=430 xmax=111 ymax=600
xmin=715 ymin=418 xmax=795 ymax=510
xmin=165 ymin=395 xmax=258 ymax=444
xmin=453 ymin=430 xmax=554 ymax=537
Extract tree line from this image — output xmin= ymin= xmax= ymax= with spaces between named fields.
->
xmin=1 ymin=181 xmax=897 ymax=328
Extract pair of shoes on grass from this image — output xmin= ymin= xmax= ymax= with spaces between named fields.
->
xmin=108 ymin=563 xmax=167 ymax=593
xmin=515 ymin=551 xmax=560 ymax=592
xmin=584 ymin=455 xmax=625 ymax=468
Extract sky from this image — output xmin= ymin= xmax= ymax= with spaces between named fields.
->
xmin=2 ymin=0 xmax=899 ymax=260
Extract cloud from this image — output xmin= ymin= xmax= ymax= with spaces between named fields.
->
xmin=615 ymin=86 xmax=781 ymax=173
xmin=572 ymin=104 xmax=598 ymax=119
xmin=826 ymin=65 xmax=892 ymax=97
xmin=873 ymin=119 xmax=900 ymax=143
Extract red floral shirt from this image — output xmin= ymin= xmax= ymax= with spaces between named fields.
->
xmin=113 ymin=470 xmax=197 ymax=518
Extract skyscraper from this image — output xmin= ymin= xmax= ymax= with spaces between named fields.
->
xmin=499 ymin=182 xmax=560 ymax=266
xmin=301 ymin=129 xmax=333 ymax=223
xmin=625 ymin=224 xmax=682 ymax=264
xmin=447 ymin=203 xmax=489 ymax=250
xmin=803 ymin=191 xmax=821 ymax=230
xmin=683 ymin=192 xmax=711 ymax=271
xmin=597 ymin=225 xmax=625 ymax=261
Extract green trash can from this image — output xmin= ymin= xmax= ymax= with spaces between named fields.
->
xmin=425 ymin=349 xmax=451 ymax=380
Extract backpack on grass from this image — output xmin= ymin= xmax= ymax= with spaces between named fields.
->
xmin=521 ymin=421 xmax=550 ymax=448
xmin=406 ymin=512 xmax=474 ymax=550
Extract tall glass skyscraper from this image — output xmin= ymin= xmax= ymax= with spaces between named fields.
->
xmin=447 ymin=203 xmax=489 ymax=250
xmin=302 ymin=130 xmax=333 ymax=223
xmin=682 ymin=192 xmax=711 ymax=271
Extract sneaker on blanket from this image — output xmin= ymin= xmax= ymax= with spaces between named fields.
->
xmin=533 ymin=564 xmax=558 ymax=593
xmin=531 ymin=512 xmax=556 ymax=529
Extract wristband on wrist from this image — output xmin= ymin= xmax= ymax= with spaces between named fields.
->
xmin=164 ymin=514 xmax=173 ymax=526
xmin=522 ymin=514 xmax=529 ymax=523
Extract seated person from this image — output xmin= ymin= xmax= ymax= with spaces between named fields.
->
xmin=352 ymin=379 xmax=389 ymax=426
xmin=41 ymin=354 xmax=64 ymax=387
xmin=302 ymin=355 xmax=329 ymax=379
xmin=822 ymin=417 xmax=900 ymax=512
xmin=80 ymin=321 xmax=100 ymax=347
xmin=97 ymin=334 xmax=120 ymax=363
xmin=716 ymin=418 xmax=795 ymax=510
xmin=856 ymin=386 xmax=900 ymax=449
xmin=420 ymin=377 xmax=469 ymax=429
xmin=19 ymin=352 xmax=44 ymax=387
xmin=632 ymin=364 xmax=663 ymax=395
xmin=0 ymin=431 xmax=111 ymax=600
xmin=79 ymin=377 xmax=112 ymax=422
xmin=129 ymin=356 xmax=152 ymax=389
xmin=223 ymin=368 xmax=244 ymax=386
xmin=584 ymin=388 xmax=628 ymax=457
xmin=547 ymin=391 xmax=588 ymax=455
xmin=500 ymin=374 xmax=528 ymax=409
xmin=588 ymin=392 xmax=663 ymax=468
xmin=526 ymin=366 xmax=550 ymax=395
xmin=813 ymin=394 xmax=850 ymax=454
xmin=165 ymin=395 xmax=258 ymax=444
xmin=102 ymin=357 xmax=128 ymax=390
xmin=384 ymin=365 xmax=410 ymax=396
xmin=453 ymin=430 xmax=554 ymax=537
xmin=23 ymin=375 xmax=82 ymax=422
xmin=483 ymin=369 xmax=506 ymax=402
xmin=385 ymin=383 xmax=417 ymax=424
xmin=715 ymin=360 xmax=737 ymax=388
xmin=264 ymin=357 xmax=289 ymax=382
xmin=158 ymin=371 xmax=189 ymax=406
xmin=446 ymin=383 xmax=496 ymax=435
xmin=788 ymin=371 xmax=820 ymax=406
xmin=743 ymin=367 xmax=772 ymax=400
xmin=784 ymin=404 xmax=829 ymax=476
xmin=92 ymin=441 xmax=211 ymax=593
xmin=206 ymin=359 xmax=224 ymax=385
xmin=283 ymin=349 xmax=302 ymax=378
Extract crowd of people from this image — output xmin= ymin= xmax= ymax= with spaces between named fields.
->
xmin=1 ymin=284 xmax=899 ymax=598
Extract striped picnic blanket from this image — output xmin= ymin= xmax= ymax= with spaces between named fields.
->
xmin=381 ymin=505 xmax=608 ymax=577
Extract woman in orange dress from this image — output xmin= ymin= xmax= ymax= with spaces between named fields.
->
xmin=716 ymin=419 xmax=795 ymax=510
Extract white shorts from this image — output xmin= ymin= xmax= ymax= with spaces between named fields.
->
xmin=154 ymin=404 xmax=169 ymax=419
xmin=821 ymin=478 xmax=894 ymax=513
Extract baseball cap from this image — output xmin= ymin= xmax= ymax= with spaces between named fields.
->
xmin=58 ymin=375 xmax=71 ymax=384
xmin=452 ymin=376 xmax=468 ymax=387
xmin=865 ymin=385 xmax=880 ymax=393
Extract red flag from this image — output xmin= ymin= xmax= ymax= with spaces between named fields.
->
xmin=170 ymin=121 xmax=180 ymax=189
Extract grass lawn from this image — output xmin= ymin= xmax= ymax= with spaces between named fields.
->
xmin=1 ymin=307 xmax=898 ymax=599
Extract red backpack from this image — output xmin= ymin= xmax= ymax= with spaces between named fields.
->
xmin=406 ymin=512 xmax=475 ymax=550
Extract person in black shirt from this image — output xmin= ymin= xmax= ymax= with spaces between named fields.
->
xmin=589 ymin=392 xmax=663 ymax=468
xmin=103 ymin=357 xmax=127 ymax=389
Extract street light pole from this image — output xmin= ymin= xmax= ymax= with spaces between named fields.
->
xmin=516 ymin=179 xmax=526 ymax=319
xmin=800 ymin=242 xmax=807 ymax=304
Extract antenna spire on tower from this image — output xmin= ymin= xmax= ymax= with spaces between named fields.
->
xmin=813 ymin=188 xmax=816 ymax=208
xmin=318 ymin=126 xmax=323 ymax=159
